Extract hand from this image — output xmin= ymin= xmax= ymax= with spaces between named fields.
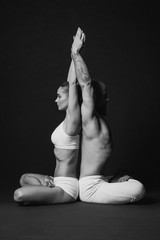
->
xmin=44 ymin=176 xmax=55 ymax=188
xmin=71 ymin=27 xmax=86 ymax=54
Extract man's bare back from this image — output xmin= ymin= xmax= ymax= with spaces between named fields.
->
xmin=80 ymin=114 xmax=112 ymax=178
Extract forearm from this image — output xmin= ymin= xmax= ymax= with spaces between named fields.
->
xmin=67 ymin=59 xmax=80 ymax=115
xmin=67 ymin=60 xmax=76 ymax=83
xmin=71 ymin=51 xmax=91 ymax=87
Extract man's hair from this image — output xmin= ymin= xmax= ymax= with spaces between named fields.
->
xmin=92 ymin=80 xmax=109 ymax=116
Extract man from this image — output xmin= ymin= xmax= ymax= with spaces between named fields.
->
xmin=71 ymin=27 xmax=145 ymax=204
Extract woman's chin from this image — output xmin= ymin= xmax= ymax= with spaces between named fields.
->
xmin=57 ymin=106 xmax=66 ymax=111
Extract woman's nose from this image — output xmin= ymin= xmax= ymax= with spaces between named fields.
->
xmin=55 ymin=98 xmax=58 ymax=102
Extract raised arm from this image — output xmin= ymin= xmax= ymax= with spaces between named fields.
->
xmin=66 ymin=59 xmax=79 ymax=116
xmin=71 ymin=28 xmax=95 ymax=123
xmin=64 ymin=29 xmax=85 ymax=135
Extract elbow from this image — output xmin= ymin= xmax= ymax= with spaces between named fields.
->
xmin=78 ymin=77 xmax=91 ymax=88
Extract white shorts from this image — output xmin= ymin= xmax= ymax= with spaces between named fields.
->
xmin=51 ymin=177 xmax=79 ymax=200
xmin=79 ymin=175 xmax=145 ymax=204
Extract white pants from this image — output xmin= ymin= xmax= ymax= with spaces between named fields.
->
xmin=53 ymin=177 xmax=79 ymax=200
xmin=79 ymin=175 xmax=145 ymax=204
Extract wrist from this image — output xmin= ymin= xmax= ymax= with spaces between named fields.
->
xmin=71 ymin=45 xmax=80 ymax=53
xmin=71 ymin=49 xmax=78 ymax=58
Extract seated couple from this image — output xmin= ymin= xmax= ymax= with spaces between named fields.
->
xmin=14 ymin=28 xmax=145 ymax=205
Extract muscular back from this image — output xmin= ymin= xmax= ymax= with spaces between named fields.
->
xmin=80 ymin=114 xmax=112 ymax=178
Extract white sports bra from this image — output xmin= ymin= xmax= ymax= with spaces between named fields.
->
xmin=51 ymin=121 xmax=79 ymax=149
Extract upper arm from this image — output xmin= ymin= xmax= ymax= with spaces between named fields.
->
xmin=68 ymin=81 xmax=80 ymax=120
xmin=80 ymin=82 xmax=102 ymax=137
xmin=64 ymin=83 xmax=81 ymax=135
xmin=67 ymin=60 xmax=80 ymax=121
xmin=81 ymin=82 xmax=95 ymax=124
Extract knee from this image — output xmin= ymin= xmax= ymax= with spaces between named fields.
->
xmin=132 ymin=180 xmax=146 ymax=202
xmin=19 ymin=173 xmax=29 ymax=186
xmin=13 ymin=189 xmax=23 ymax=202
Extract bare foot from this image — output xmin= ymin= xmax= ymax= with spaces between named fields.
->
xmin=108 ymin=170 xmax=133 ymax=183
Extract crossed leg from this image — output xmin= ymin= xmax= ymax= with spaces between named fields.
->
xmin=19 ymin=173 xmax=54 ymax=187
xmin=14 ymin=173 xmax=75 ymax=205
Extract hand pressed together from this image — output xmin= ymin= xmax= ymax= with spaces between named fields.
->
xmin=71 ymin=27 xmax=86 ymax=55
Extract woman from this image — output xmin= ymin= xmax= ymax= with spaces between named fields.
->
xmin=13 ymin=28 xmax=85 ymax=205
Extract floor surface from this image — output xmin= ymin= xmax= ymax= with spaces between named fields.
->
xmin=0 ymin=187 xmax=160 ymax=240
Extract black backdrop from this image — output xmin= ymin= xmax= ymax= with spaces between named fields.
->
xmin=1 ymin=0 xmax=160 ymax=194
